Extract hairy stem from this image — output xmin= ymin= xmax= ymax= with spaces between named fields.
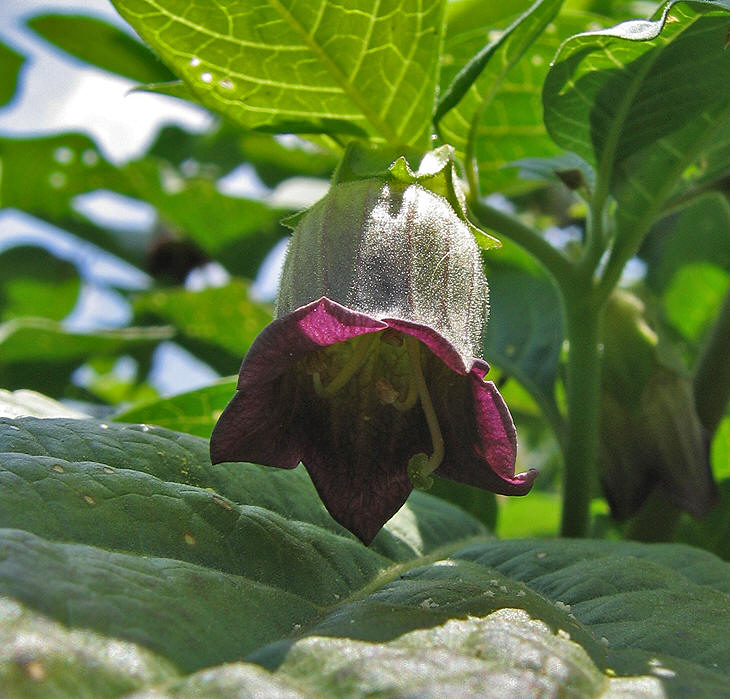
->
xmin=693 ymin=287 xmax=730 ymax=435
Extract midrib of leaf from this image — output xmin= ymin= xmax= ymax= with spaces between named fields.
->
xmin=266 ymin=0 xmax=402 ymax=146
xmin=591 ymin=43 xmax=657 ymax=209
xmin=604 ymin=101 xmax=730 ymax=294
xmin=299 ymin=534 xmax=488 ymax=622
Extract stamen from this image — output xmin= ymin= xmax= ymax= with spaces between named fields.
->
xmin=393 ymin=358 xmax=419 ymax=411
xmin=404 ymin=336 xmax=445 ymax=489
xmin=317 ymin=332 xmax=379 ymax=397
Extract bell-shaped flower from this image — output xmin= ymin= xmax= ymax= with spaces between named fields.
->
xmin=210 ymin=147 xmax=537 ymax=543
xmin=600 ymin=291 xmax=717 ymax=521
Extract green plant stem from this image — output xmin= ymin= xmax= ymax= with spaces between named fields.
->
xmin=469 ymin=199 xmax=574 ymax=284
xmin=693 ymin=287 xmax=730 ymax=435
xmin=561 ymin=292 xmax=604 ymax=537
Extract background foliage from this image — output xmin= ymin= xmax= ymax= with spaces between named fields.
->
xmin=0 ymin=0 xmax=729 ymax=695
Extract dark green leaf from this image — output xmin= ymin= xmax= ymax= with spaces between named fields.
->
xmin=643 ymin=193 xmax=730 ymax=292
xmin=544 ymin=1 xmax=730 ymax=250
xmin=0 ymin=246 xmax=80 ymax=322
xmin=1 ymin=417 xmax=729 ymax=694
xmin=27 ymin=13 xmax=176 ymax=83
xmin=0 ymin=41 xmax=24 ymax=107
xmin=110 ymin=0 xmax=445 ymax=147
xmin=484 ymin=264 xmax=563 ymax=408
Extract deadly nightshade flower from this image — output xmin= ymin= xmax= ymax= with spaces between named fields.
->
xmin=210 ymin=146 xmax=537 ymax=544
xmin=599 ymin=291 xmax=717 ymax=521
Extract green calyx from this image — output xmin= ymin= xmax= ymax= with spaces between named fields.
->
xmin=329 ymin=142 xmax=500 ymax=250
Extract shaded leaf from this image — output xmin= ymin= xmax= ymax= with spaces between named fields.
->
xmin=0 ymin=417 xmax=728 ymax=695
xmin=642 ymin=192 xmax=730 ymax=292
xmin=509 ymin=152 xmax=596 ymax=191
xmin=544 ymin=1 xmax=730 ymax=251
xmin=110 ymin=0 xmax=445 ymax=147
xmin=484 ymin=264 xmax=563 ymax=408
xmin=27 ymin=13 xmax=176 ymax=83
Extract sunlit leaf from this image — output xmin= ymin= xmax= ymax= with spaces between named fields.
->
xmin=111 ymin=0 xmax=446 ymax=147
xmin=0 ymin=246 xmax=80 ymax=322
xmin=114 ymin=378 xmax=237 ymax=438
xmin=437 ymin=0 xmax=562 ymax=180
xmin=663 ymin=263 xmax=730 ymax=343
xmin=0 ymin=389 xmax=89 ymax=419
xmin=0 ymin=41 xmax=24 ymax=108
xmin=0 ymin=134 xmax=131 ymax=219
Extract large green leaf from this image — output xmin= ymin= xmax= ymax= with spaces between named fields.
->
xmin=440 ymin=5 xmax=598 ymax=192
xmin=0 ymin=320 xmax=171 ymax=396
xmin=133 ymin=279 xmax=272 ymax=372
xmin=110 ymin=0 xmax=445 ymax=148
xmin=1 ymin=417 xmax=729 ymax=694
xmin=27 ymin=13 xmax=176 ymax=83
xmin=437 ymin=0 xmax=562 ymax=178
xmin=0 ymin=41 xmax=24 ymax=108
xmin=544 ymin=1 xmax=730 ymax=252
xmin=0 ymin=246 xmax=81 ymax=323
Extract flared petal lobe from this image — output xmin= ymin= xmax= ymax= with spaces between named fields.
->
xmin=211 ymin=298 xmax=536 ymax=544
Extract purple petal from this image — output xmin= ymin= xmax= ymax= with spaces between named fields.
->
xmin=211 ymin=296 xmax=536 ymax=544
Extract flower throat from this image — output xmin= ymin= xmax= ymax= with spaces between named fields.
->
xmin=303 ymin=330 xmax=444 ymax=489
